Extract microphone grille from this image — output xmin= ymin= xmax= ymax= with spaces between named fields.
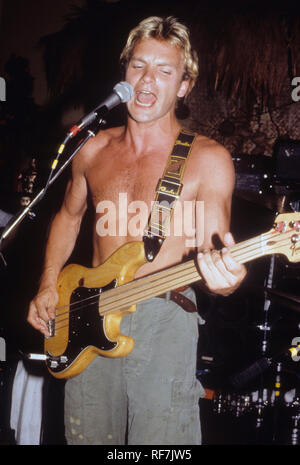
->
xmin=114 ymin=81 xmax=134 ymax=103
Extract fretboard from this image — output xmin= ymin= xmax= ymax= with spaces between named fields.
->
xmin=98 ymin=232 xmax=271 ymax=316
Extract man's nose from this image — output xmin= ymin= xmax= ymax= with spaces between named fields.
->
xmin=141 ymin=67 xmax=155 ymax=83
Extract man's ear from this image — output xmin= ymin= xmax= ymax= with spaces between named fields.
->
xmin=177 ymin=79 xmax=190 ymax=98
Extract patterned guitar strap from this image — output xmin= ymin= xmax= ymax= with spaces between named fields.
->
xmin=143 ymin=128 xmax=197 ymax=262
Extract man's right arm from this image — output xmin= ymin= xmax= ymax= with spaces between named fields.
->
xmin=27 ymin=155 xmax=88 ymax=336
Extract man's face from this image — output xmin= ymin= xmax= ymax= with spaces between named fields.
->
xmin=125 ymin=37 xmax=189 ymax=124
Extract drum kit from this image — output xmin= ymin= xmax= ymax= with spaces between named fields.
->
xmin=199 ymin=160 xmax=300 ymax=445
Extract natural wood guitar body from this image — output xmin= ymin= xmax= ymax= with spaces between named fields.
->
xmin=44 ymin=241 xmax=146 ymax=378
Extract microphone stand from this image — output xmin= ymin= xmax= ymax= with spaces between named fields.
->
xmin=0 ymin=119 xmax=104 ymax=444
xmin=0 ymin=123 xmax=103 ymax=261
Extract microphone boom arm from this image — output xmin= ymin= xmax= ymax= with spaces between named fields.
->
xmin=0 ymin=81 xmax=133 ymax=260
xmin=0 ymin=127 xmax=98 ymax=257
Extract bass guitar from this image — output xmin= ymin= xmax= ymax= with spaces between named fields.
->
xmin=42 ymin=212 xmax=300 ymax=379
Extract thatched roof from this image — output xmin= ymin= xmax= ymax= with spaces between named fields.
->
xmin=196 ymin=7 xmax=300 ymax=106
xmin=39 ymin=1 xmax=300 ymax=108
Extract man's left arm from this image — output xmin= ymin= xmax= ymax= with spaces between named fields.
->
xmin=195 ymin=143 xmax=247 ymax=296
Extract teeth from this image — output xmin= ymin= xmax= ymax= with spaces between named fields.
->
xmin=136 ymin=91 xmax=156 ymax=107
xmin=135 ymin=99 xmax=152 ymax=107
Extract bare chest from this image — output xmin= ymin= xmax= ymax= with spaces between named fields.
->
xmin=87 ymin=151 xmax=173 ymax=208
xmin=84 ymin=139 xmax=202 ymax=269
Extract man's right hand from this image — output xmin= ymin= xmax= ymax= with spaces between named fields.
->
xmin=27 ymin=285 xmax=58 ymax=337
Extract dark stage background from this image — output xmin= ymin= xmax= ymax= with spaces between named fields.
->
xmin=0 ymin=0 xmax=299 ymax=445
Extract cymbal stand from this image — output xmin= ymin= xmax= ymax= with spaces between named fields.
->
xmin=258 ymin=254 xmax=276 ymax=355
xmin=284 ymin=193 xmax=300 ymax=443
xmin=254 ymin=253 xmax=276 ymax=441
xmin=291 ymin=400 xmax=300 ymax=445
xmin=288 ymin=385 xmax=300 ymax=445
xmin=272 ymin=361 xmax=282 ymax=443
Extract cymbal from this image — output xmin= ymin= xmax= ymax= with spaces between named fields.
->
xmin=265 ymin=288 xmax=300 ymax=313
xmin=234 ymin=189 xmax=292 ymax=212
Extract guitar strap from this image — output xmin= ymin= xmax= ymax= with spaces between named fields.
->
xmin=143 ymin=128 xmax=197 ymax=262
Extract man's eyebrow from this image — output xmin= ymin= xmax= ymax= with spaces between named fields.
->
xmin=130 ymin=56 xmax=176 ymax=67
xmin=130 ymin=56 xmax=147 ymax=63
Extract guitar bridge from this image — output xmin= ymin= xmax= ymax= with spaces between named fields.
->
xmin=46 ymin=353 xmax=68 ymax=369
xmin=47 ymin=319 xmax=56 ymax=338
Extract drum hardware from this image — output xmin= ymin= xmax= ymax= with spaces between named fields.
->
xmin=287 ymin=392 xmax=300 ymax=445
xmin=254 ymin=391 xmax=270 ymax=432
xmin=211 ymin=245 xmax=299 ymax=442
xmin=205 ymin=170 xmax=300 ymax=442
xmin=213 ymin=391 xmax=243 ymax=417
xmin=253 ymin=227 xmax=295 ymax=438
xmin=238 ymin=236 xmax=277 ymax=436
xmin=213 ymin=392 xmax=226 ymax=415
xmin=291 ymin=412 xmax=300 ymax=445
xmin=265 ymin=288 xmax=300 ymax=314
xmin=235 ymin=180 xmax=300 ymax=213
xmin=258 ymin=250 xmax=276 ymax=356
xmin=211 ymin=345 xmax=300 ymax=443
xmin=284 ymin=384 xmax=300 ymax=445
xmin=235 ymin=189 xmax=290 ymax=212
xmin=269 ymin=361 xmax=282 ymax=443
xmin=212 ymin=388 xmax=276 ymax=419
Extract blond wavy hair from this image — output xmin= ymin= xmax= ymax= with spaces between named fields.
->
xmin=120 ymin=16 xmax=199 ymax=94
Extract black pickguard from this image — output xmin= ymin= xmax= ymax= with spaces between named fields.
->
xmin=46 ymin=280 xmax=117 ymax=373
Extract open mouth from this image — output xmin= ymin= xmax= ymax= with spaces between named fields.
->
xmin=135 ymin=90 xmax=157 ymax=107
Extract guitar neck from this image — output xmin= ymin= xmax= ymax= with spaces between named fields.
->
xmin=100 ymin=232 xmax=270 ymax=315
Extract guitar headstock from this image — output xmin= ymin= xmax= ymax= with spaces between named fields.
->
xmin=266 ymin=212 xmax=300 ymax=263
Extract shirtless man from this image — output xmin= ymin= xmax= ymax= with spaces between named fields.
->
xmin=28 ymin=16 xmax=246 ymax=445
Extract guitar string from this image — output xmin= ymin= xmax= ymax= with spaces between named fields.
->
xmin=52 ymin=228 xmax=283 ymax=316
xmin=53 ymin=271 xmax=200 ymax=331
xmin=52 ymin=231 xmax=289 ymax=334
xmin=54 ymin=260 xmax=197 ymax=318
xmin=55 ymin=259 xmax=196 ymax=313
xmin=52 ymin=230 xmax=295 ymax=327
xmin=53 ymin=233 xmax=274 ymax=330
xmin=52 ymin=240 xmax=295 ymax=334
xmin=51 ymin=232 xmax=295 ymax=332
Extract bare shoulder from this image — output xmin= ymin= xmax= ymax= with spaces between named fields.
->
xmin=192 ymin=133 xmax=234 ymax=172
xmin=188 ymin=132 xmax=235 ymax=193
xmin=72 ymin=125 xmax=125 ymax=173
xmin=192 ymin=134 xmax=233 ymax=167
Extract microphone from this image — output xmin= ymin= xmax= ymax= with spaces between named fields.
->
xmin=47 ymin=81 xmax=133 ymax=187
xmin=68 ymin=81 xmax=133 ymax=137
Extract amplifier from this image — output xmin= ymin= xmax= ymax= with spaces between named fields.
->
xmin=232 ymin=155 xmax=273 ymax=192
xmin=274 ymin=140 xmax=300 ymax=181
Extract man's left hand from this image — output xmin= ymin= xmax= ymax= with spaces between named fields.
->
xmin=197 ymin=233 xmax=247 ymax=296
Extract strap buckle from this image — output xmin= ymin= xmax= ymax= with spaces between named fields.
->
xmin=156 ymin=178 xmax=183 ymax=199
